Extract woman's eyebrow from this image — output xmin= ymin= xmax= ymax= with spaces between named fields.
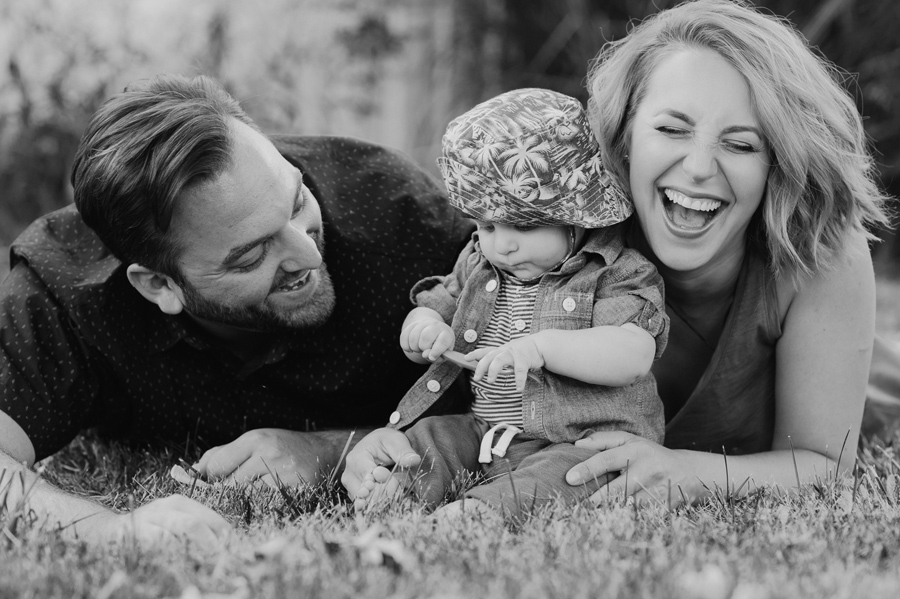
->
xmin=721 ymin=125 xmax=763 ymax=138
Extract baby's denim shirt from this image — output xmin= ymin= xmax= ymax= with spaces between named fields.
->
xmin=388 ymin=223 xmax=669 ymax=444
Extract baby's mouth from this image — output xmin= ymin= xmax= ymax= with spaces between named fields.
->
xmin=662 ymin=188 xmax=723 ymax=230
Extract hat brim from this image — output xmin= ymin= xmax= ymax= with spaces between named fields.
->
xmin=438 ymin=156 xmax=633 ymax=228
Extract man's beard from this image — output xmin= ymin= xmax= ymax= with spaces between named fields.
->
xmin=179 ymin=265 xmax=336 ymax=332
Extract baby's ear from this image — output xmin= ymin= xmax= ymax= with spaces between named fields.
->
xmin=125 ymin=264 xmax=185 ymax=315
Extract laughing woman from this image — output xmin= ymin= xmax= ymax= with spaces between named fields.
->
xmin=564 ymin=0 xmax=893 ymax=504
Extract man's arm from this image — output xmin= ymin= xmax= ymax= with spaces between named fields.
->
xmin=0 ymin=410 xmax=230 ymax=545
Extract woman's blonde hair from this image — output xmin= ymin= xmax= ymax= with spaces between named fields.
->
xmin=587 ymin=0 xmax=890 ymax=277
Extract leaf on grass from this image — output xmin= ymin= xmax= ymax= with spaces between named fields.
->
xmin=170 ymin=465 xmax=212 ymax=488
xmin=351 ymin=526 xmax=417 ymax=572
xmin=252 ymin=535 xmax=316 ymax=566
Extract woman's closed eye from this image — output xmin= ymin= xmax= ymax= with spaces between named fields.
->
xmin=720 ymin=138 xmax=764 ymax=154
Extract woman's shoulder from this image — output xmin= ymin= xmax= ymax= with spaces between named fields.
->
xmin=773 ymin=229 xmax=875 ymax=322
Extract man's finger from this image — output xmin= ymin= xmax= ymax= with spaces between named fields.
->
xmin=195 ymin=439 xmax=254 ymax=479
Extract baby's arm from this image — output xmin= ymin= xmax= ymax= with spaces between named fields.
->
xmin=399 ymin=306 xmax=455 ymax=363
xmin=534 ymin=323 xmax=654 ymax=385
xmin=467 ymin=324 xmax=654 ymax=391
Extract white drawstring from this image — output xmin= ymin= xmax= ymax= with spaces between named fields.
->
xmin=478 ymin=422 xmax=522 ymax=464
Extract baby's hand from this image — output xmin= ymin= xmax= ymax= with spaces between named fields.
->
xmin=342 ymin=428 xmax=420 ymax=495
xmin=400 ymin=318 xmax=454 ymax=362
xmin=467 ymin=336 xmax=544 ymax=392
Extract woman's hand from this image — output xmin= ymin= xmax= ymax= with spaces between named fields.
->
xmin=566 ymin=431 xmax=704 ymax=507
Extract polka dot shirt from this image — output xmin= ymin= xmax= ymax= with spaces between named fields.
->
xmin=0 ymin=135 xmax=474 ymax=461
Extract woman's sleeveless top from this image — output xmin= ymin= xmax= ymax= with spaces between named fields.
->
xmin=663 ymin=251 xmax=781 ymax=454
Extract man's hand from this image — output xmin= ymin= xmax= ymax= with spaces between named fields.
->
xmin=466 ymin=335 xmax=544 ymax=392
xmin=341 ymin=428 xmax=420 ymax=499
xmin=90 ymin=495 xmax=230 ymax=547
xmin=194 ymin=428 xmax=348 ymax=487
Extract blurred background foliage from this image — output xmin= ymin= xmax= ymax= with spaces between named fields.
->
xmin=0 ymin=0 xmax=898 ymax=273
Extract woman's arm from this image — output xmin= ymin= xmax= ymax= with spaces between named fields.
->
xmin=567 ymin=235 xmax=875 ymax=504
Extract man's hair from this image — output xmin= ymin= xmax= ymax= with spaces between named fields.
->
xmin=587 ymin=0 xmax=890 ymax=277
xmin=71 ymin=74 xmax=260 ymax=281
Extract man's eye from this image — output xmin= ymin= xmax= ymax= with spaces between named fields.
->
xmin=477 ymin=223 xmax=495 ymax=233
xmin=235 ymin=243 xmax=270 ymax=272
xmin=514 ymin=224 xmax=538 ymax=232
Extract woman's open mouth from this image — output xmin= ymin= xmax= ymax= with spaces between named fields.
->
xmin=662 ymin=188 xmax=723 ymax=233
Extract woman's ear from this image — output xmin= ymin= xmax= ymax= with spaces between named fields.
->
xmin=125 ymin=264 xmax=185 ymax=315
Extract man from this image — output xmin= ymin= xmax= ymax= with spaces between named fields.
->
xmin=0 ymin=74 xmax=472 ymax=544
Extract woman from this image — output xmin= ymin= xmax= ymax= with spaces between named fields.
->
xmin=564 ymin=0 xmax=892 ymax=505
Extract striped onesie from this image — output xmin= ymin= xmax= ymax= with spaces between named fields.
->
xmin=470 ymin=272 xmax=539 ymax=429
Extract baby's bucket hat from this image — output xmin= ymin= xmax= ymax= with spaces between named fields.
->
xmin=437 ymin=88 xmax=631 ymax=228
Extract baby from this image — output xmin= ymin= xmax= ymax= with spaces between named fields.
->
xmin=344 ymin=88 xmax=668 ymax=518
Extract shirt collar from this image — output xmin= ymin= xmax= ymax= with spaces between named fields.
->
xmin=558 ymin=223 xmax=626 ymax=274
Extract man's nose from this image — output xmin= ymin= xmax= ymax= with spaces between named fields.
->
xmin=278 ymin=223 xmax=322 ymax=272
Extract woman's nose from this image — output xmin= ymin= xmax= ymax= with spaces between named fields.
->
xmin=682 ymin=139 xmax=719 ymax=182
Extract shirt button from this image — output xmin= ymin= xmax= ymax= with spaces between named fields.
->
xmin=514 ymin=319 xmax=527 ymax=331
xmin=464 ymin=329 xmax=478 ymax=343
xmin=389 ymin=411 xmax=401 ymax=425
xmin=563 ymin=297 xmax=576 ymax=312
xmin=426 ymin=380 xmax=441 ymax=392
xmin=486 ymin=279 xmax=498 ymax=292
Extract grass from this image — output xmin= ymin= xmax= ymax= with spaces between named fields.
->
xmin=0 ymin=274 xmax=899 ymax=598
xmin=1 ymin=433 xmax=899 ymax=598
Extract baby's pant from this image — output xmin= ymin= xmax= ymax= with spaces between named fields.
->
xmin=403 ymin=412 xmax=613 ymax=515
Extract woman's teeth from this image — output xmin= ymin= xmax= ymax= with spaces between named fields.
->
xmin=664 ymin=189 xmax=721 ymax=212
xmin=663 ymin=188 xmax=722 ymax=230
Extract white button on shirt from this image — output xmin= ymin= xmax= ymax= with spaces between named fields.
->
xmin=486 ymin=279 xmax=498 ymax=292
xmin=426 ymin=379 xmax=441 ymax=392
xmin=389 ymin=411 xmax=400 ymax=425
xmin=562 ymin=297 xmax=576 ymax=312
xmin=514 ymin=319 xmax=527 ymax=331
xmin=464 ymin=329 xmax=478 ymax=343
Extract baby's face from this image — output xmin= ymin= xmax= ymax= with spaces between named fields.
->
xmin=475 ymin=221 xmax=570 ymax=279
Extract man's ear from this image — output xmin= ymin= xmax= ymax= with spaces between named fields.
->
xmin=125 ymin=264 xmax=185 ymax=315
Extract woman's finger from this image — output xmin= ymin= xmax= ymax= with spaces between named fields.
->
xmin=573 ymin=430 xmax=637 ymax=452
xmin=565 ymin=445 xmax=634 ymax=486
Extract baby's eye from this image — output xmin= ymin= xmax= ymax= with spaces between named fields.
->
xmin=477 ymin=223 xmax=495 ymax=233
xmin=514 ymin=224 xmax=538 ymax=232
